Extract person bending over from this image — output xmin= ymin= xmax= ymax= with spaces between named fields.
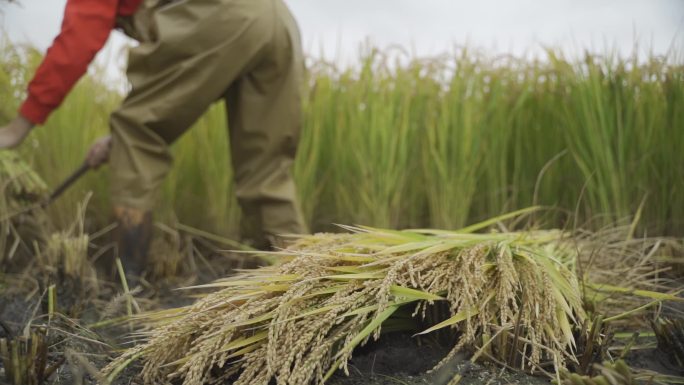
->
xmin=0 ymin=0 xmax=309 ymax=283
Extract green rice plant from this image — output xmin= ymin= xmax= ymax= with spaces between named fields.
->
xmin=2 ymin=38 xmax=683 ymax=237
xmin=422 ymin=51 xmax=500 ymax=228
xmin=0 ymin=36 xmax=31 ymax=123
xmin=102 ymin=209 xmax=681 ymax=385
xmin=296 ymin=46 xmax=684 ymax=235
xmin=298 ymin=47 xmax=425 ymax=229
xmin=477 ymin=52 xmax=572 ymax=218
xmin=0 ymin=151 xmax=49 ymax=267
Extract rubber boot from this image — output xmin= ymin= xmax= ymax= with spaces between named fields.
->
xmin=113 ymin=206 xmax=153 ymax=288
xmin=239 ymin=204 xmax=270 ymax=250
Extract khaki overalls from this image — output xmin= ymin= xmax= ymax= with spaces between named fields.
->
xmin=112 ymin=0 xmax=308 ymax=247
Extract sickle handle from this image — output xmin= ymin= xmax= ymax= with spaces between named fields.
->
xmin=43 ymin=162 xmax=91 ymax=207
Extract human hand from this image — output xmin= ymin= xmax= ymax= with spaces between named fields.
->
xmin=0 ymin=116 xmax=35 ymax=149
xmin=86 ymin=135 xmax=112 ymax=169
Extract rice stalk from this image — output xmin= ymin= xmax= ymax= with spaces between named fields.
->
xmin=558 ymin=360 xmax=683 ymax=385
xmin=38 ymin=196 xmax=98 ymax=295
xmin=0 ymin=329 xmax=48 ymax=385
xmin=0 ymin=152 xmax=47 ymax=207
xmin=652 ymin=317 xmax=684 ymax=368
xmin=147 ymin=223 xmax=184 ymax=280
xmin=0 ymin=151 xmax=49 ymax=267
xmin=575 ymin=224 xmax=683 ymax=330
xmin=103 ymin=206 xmax=683 ymax=385
xmin=104 ymin=214 xmax=600 ymax=384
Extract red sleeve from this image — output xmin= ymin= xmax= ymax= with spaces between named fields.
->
xmin=19 ymin=0 xmax=119 ymax=125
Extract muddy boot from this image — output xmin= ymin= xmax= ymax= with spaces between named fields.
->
xmin=239 ymin=204 xmax=270 ymax=251
xmin=113 ymin=206 xmax=153 ymax=288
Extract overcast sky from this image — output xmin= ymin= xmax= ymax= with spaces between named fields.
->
xmin=2 ymin=0 xmax=683 ymax=82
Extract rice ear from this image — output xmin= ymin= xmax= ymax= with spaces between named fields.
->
xmin=103 ymin=222 xmax=673 ymax=385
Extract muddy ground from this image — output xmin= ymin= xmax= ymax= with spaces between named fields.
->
xmin=0 ymin=260 xmax=683 ymax=385
xmin=326 ymin=332 xmax=683 ymax=385
xmin=327 ymin=333 xmax=551 ymax=385
xmin=1 ymin=286 xmax=682 ymax=385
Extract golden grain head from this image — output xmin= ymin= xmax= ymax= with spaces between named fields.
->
xmin=103 ymin=223 xmax=605 ymax=385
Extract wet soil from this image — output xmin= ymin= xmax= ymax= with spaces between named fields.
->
xmin=1 ymin=272 xmax=682 ymax=385
xmin=1 ymin=290 xmax=683 ymax=385
xmin=328 ymin=333 xmax=551 ymax=385
xmin=327 ymin=331 xmax=683 ymax=385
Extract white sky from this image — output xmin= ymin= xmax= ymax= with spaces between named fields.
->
xmin=1 ymin=0 xmax=683 ymax=83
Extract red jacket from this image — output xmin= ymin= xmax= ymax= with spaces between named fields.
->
xmin=20 ymin=0 xmax=143 ymax=125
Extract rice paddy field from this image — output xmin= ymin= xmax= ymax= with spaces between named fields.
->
xmin=1 ymin=37 xmax=684 ymax=385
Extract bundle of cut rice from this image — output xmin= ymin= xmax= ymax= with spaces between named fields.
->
xmin=0 ymin=151 xmax=47 ymax=210
xmin=104 ymin=210 xmax=680 ymax=385
xmin=1 ymin=151 xmax=48 ymax=265
xmin=104 ymin=211 xmax=587 ymax=383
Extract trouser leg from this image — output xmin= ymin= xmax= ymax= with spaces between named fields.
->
xmin=112 ymin=206 xmax=153 ymax=285
xmin=109 ymin=0 xmax=278 ymax=268
xmin=227 ymin=0 xmax=309 ymax=248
